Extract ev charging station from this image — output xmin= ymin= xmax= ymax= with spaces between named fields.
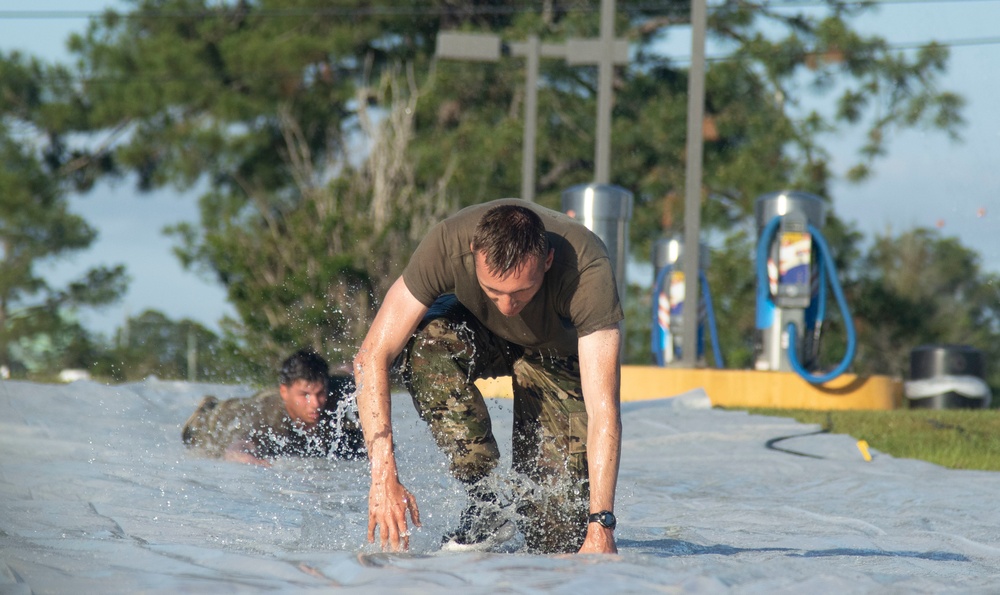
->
xmin=754 ymin=191 xmax=857 ymax=383
xmin=651 ymin=236 xmax=723 ymax=368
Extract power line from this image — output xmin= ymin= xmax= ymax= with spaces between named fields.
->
xmin=889 ymin=35 xmax=1000 ymax=50
xmin=3 ymin=4 xmax=999 ymax=83
xmin=3 ymin=5 xmax=626 ymax=19
xmin=6 ymin=32 xmax=998 ymax=86
xmin=691 ymin=34 xmax=1000 ymax=63
xmin=767 ymin=0 xmax=1000 ymax=6
xmin=6 ymin=32 xmax=991 ymax=88
xmin=1 ymin=0 xmax=1000 ymax=20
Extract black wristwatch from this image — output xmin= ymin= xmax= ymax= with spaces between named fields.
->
xmin=588 ymin=510 xmax=616 ymax=530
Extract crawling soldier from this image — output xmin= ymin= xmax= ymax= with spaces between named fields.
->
xmin=182 ymin=349 xmax=365 ymax=466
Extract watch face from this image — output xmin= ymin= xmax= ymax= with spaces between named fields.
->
xmin=591 ymin=511 xmax=616 ymax=529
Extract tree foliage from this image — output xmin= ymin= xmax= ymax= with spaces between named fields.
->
xmin=23 ymin=0 xmax=978 ymax=374
xmin=0 ymin=52 xmax=128 ymax=374
xmin=848 ymin=229 xmax=1000 ymax=388
xmin=95 ymin=309 xmax=255 ymax=382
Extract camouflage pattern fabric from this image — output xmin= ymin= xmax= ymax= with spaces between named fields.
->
xmin=396 ymin=295 xmax=589 ymax=553
xmin=509 ymin=355 xmax=589 ymax=552
xmin=181 ymin=381 xmax=365 ymax=461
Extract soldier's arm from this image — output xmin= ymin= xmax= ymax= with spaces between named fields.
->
xmin=576 ymin=323 xmax=622 ymax=554
xmin=223 ymin=439 xmax=271 ymax=467
xmin=353 ymin=276 xmax=427 ymax=551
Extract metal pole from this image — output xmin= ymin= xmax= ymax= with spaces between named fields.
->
xmin=522 ymin=35 xmax=540 ymax=201
xmin=187 ymin=326 xmax=197 ymax=382
xmin=681 ymin=0 xmax=707 ymax=367
xmin=437 ymin=28 xmax=626 ymax=195
xmin=594 ymin=0 xmax=615 ymax=184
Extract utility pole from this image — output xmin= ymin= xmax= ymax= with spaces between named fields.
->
xmin=594 ymin=0 xmax=617 ymax=184
xmin=681 ymin=0 xmax=708 ymax=367
xmin=436 ymin=12 xmax=627 ymax=200
xmin=522 ymin=35 xmax=541 ymax=201
xmin=187 ymin=326 xmax=197 ymax=382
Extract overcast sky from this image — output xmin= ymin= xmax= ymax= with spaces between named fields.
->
xmin=2 ymin=0 xmax=998 ymax=337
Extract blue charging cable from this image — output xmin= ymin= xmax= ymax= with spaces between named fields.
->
xmin=651 ymin=264 xmax=725 ymax=368
xmin=756 ymin=216 xmax=856 ymax=384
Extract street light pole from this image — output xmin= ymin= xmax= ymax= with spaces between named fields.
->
xmin=681 ymin=0 xmax=708 ymax=367
xmin=522 ymin=35 xmax=540 ymax=202
xmin=436 ymin=19 xmax=627 ymax=200
xmin=595 ymin=0 xmax=616 ymax=184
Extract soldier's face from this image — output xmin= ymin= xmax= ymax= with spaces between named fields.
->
xmin=473 ymin=248 xmax=554 ymax=317
xmin=279 ymin=379 xmax=327 ymax=427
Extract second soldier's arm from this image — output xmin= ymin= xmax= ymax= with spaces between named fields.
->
xmin=223 ymin=439 xmax=271 ymax=467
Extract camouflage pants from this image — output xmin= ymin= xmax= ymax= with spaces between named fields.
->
xmin=396 ymin=295 xmax=589 ymax=553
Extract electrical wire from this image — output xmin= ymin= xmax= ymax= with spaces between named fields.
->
xmin=4 ymin=3 xmax=1000 ymax=84
xmin=764 ymin=426 xmax=830 ymax=458
xmin=3 ymin=0 xmax=1000 ymax=20
xmin=700 ymin=269 xmax=725 ymax=368
xmin=650 ymin=263 xmax=724 ymax=368
xmin=785 ymin=222 xmax=857 ymax=384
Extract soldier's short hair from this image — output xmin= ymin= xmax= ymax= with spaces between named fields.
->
xmin=278 ymin=349 xmax=329 ymax=387
xmin=471 ymin=204 xmax=549 ymax=277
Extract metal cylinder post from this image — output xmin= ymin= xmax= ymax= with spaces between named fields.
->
xmin=562 ymin=184 xmax=633 ymax=304
xmin=653 ymin=236 xmax=710 ymax=279
xmin=906 ymin=345 xmax=990 ymax=409
xmin=754 ymin=190 xmax=826 ymax=232
xmin=653 ymin=236 xmax=683 ymax=279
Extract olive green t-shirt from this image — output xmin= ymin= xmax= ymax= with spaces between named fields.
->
xmin=401 ymin=199 xmax=623 ymax=356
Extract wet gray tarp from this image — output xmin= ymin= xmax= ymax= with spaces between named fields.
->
xmin=2 ymin=378 xmax=999 ymax=594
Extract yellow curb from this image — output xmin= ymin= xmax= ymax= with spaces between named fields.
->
xmin=474 ymin=365 xmax=904 ymax=410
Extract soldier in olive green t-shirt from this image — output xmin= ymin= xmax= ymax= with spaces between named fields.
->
xmin=182 ymin=349 xmax=365 ymax=466
xmin=354 ymin=200 xmax=623 ymax=555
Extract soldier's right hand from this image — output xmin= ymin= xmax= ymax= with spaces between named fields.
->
xmin=367 ymin=478 xmax=421 ymax=551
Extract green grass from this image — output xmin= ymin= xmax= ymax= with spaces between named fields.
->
xmin=742 ymin=408 xmax=1000 ymax=471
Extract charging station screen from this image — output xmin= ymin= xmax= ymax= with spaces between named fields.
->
xmin=778 ymin=231 xmax=811 ymax=287
xmin=669 ymin=271 xmax=685 ymax=320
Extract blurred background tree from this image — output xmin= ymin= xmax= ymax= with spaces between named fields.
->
xmin=847 ymin=228 xmax=1000 ymax=389
xmin=0 ymin=53 xmax=128 ymax=377
xmin=7 ymin=0 xmax=996 ymax=389
xmin=93 ymin=309 xmax=264 ymax=383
